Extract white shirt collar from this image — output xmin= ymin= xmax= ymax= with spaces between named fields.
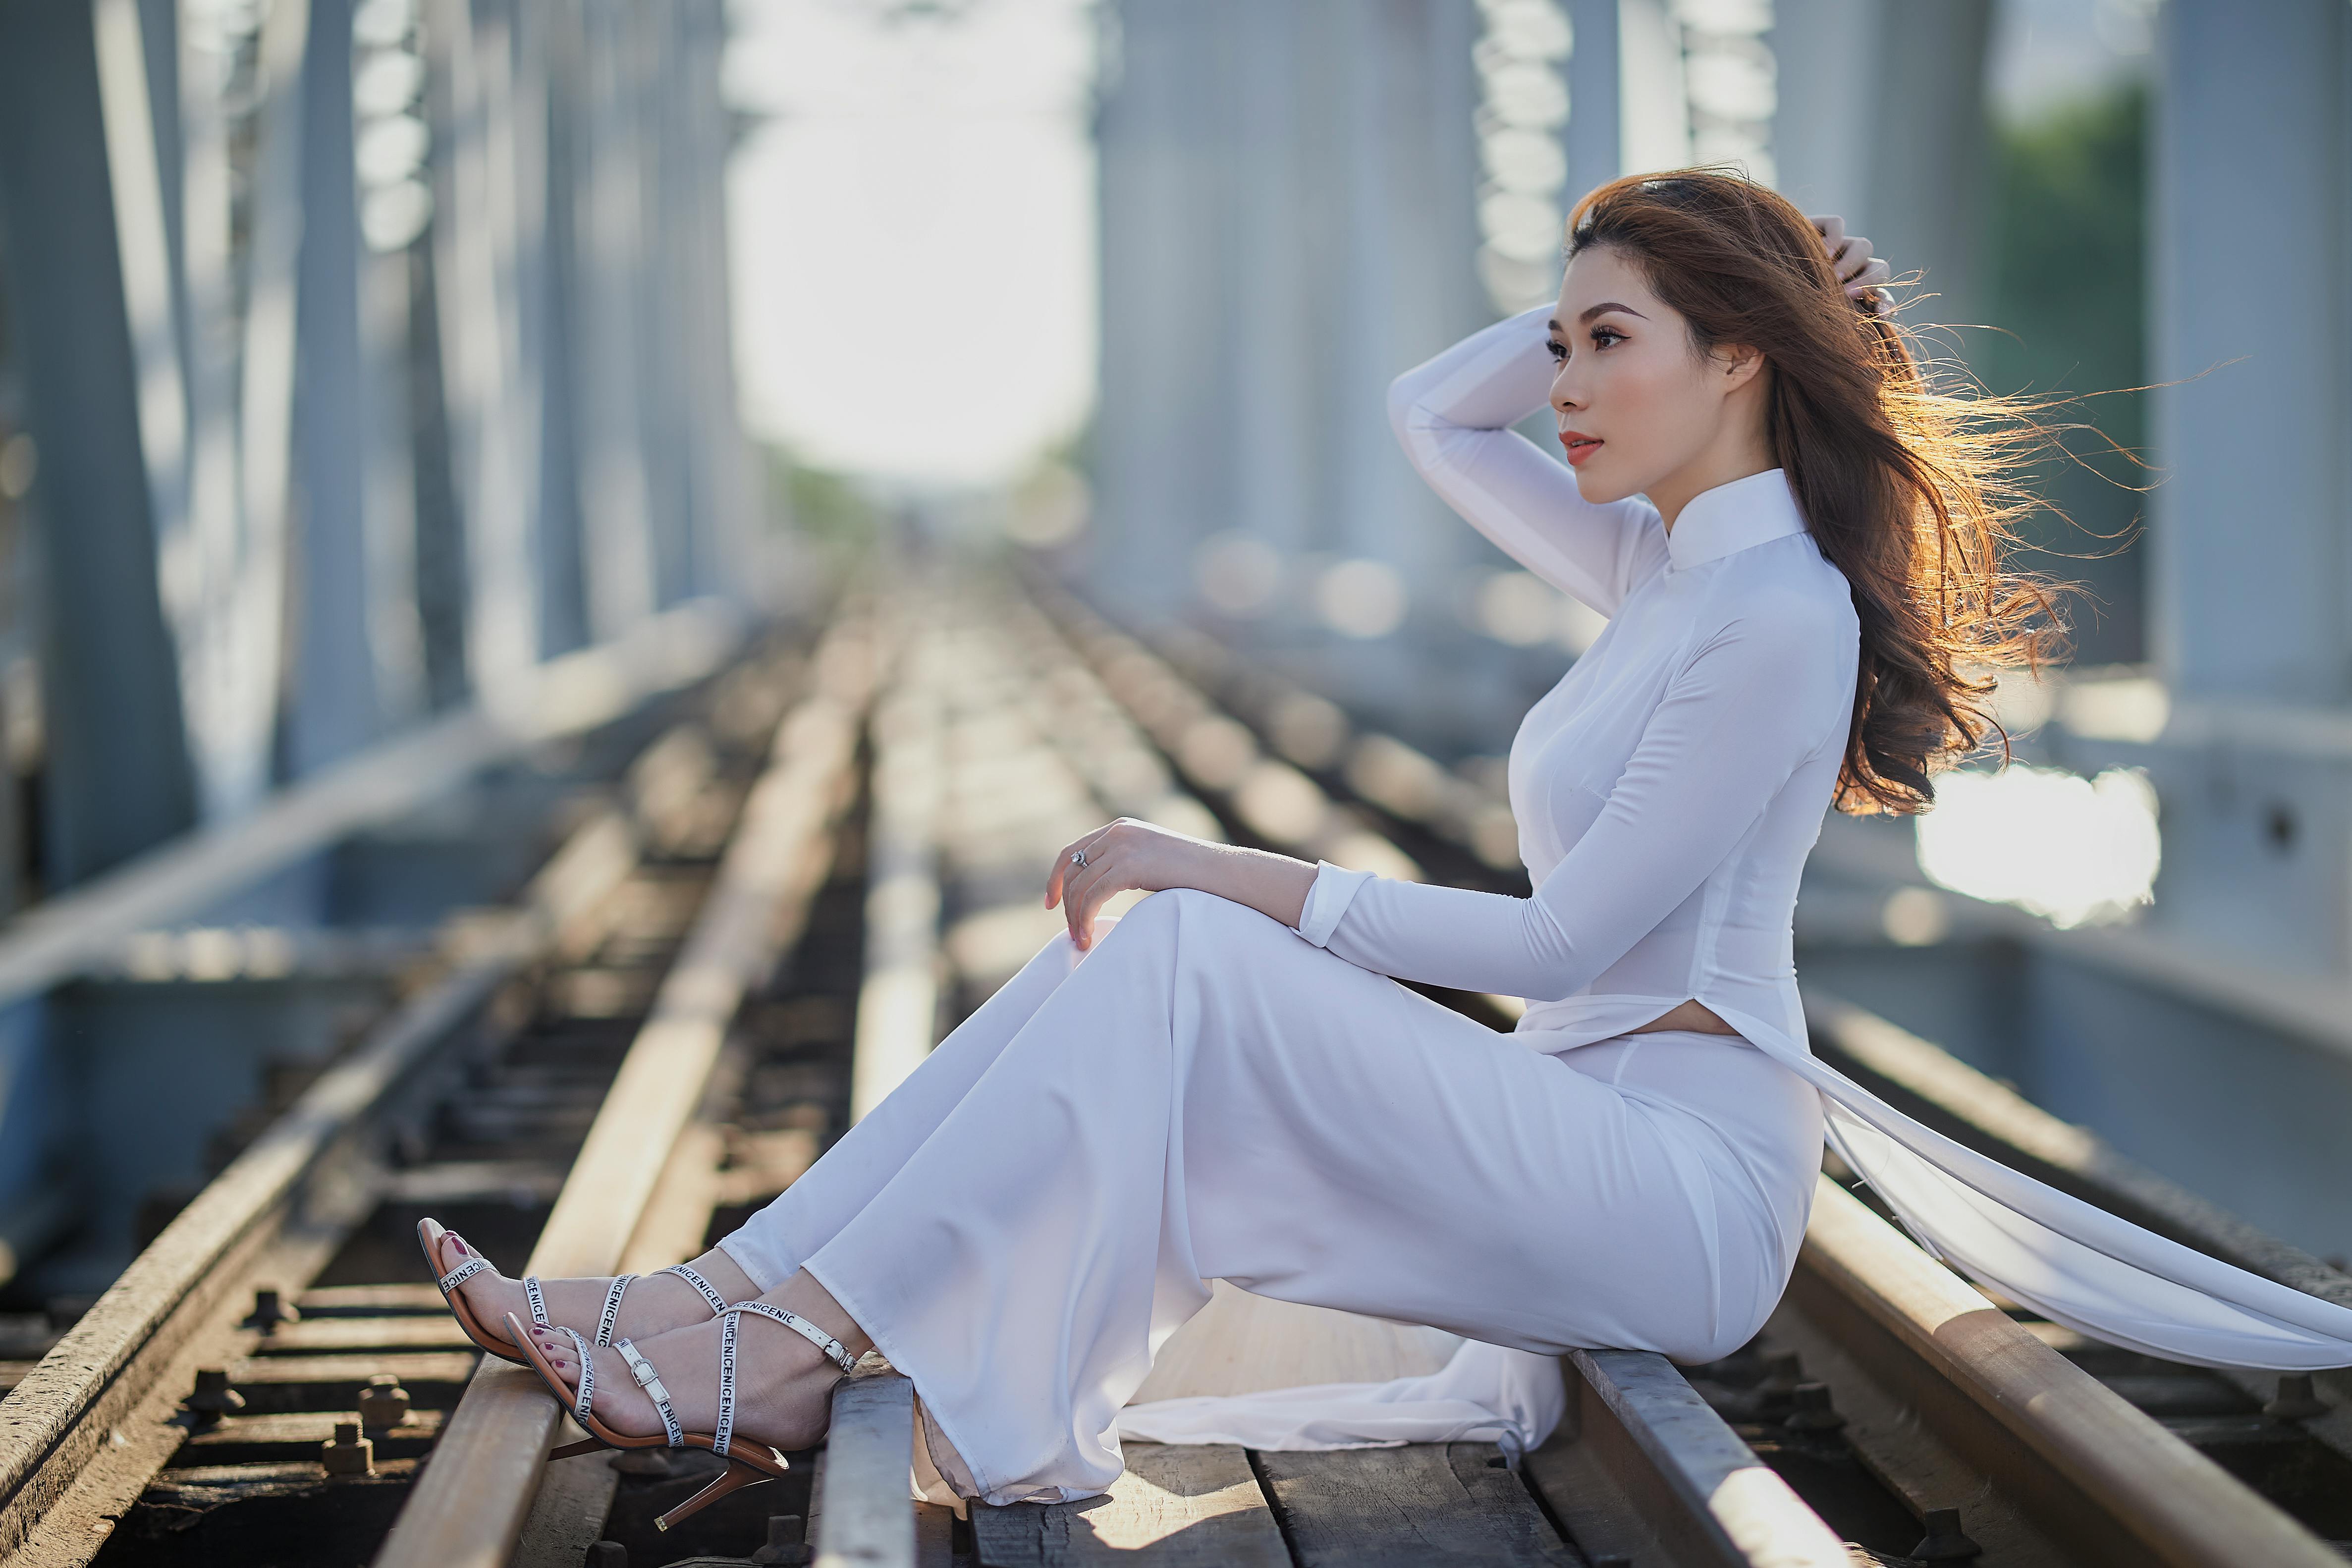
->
xmin=1662 ymin=467 xmax=1810 ymax=571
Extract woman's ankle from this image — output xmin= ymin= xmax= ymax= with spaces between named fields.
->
xmin=766 ymin=1270 xmax=874 ymax=1362
xmin=686 ymin=1246 xmax=762 ymax=1305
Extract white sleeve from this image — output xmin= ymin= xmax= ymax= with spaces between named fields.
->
xmin=1388 ymin=303 xmax=1670 ymax=616
xmin=1295 ymin=601 xmax=1851 ymax=999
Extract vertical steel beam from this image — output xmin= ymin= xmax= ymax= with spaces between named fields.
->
xmin=678 ymin=0 xmax=755 ymax=602
xmin=1616 ymin=0 xmax=1690 ymax=174
xmin=177 ymin=0 xmax=244 ymax=805
xmin=502 ymin=0 xmax=585 ymax=661
xmin=427 ymin=0 xmax=542 ymax=704
xmin=135 ymin=0 xmax=187 ymax=388
xmin=1349 ymin=0 xmax=1484 ymax=588
xmin=640 ymin=2 xmax=700 ymax=609
xmin=0 ymin=0 xmax=198 ymax=886
xmin=2102 ymin=0 xmax=2352 ymax=976
xmin=1092 ymin=0 xmax=1483 ymax=623
xmin=572 ymin=0 xmax=660 ymax=641
xmin=1228 ymin=0 xmax=1314 ymax=561
xmin=220 ymin=0 xmax=312 ymax=814
xmin=290 ymin=0 xmax=384 ymax=776
xmin=1861 ymin=0 xmax=1993 ymax=334
xmin=531 ymin=0 xmax=591 ymax=658
xmin=1771 ymin=0 xmax=1993 ymax=333
xmin=1768 ymin=0 xmax=1874 ymax=216
xmin=357 ymin=232 xmax=430 ymax=726
xmin=1560 ymin=0 xmax=1621 ymax=204
xmin=406 ymin=228 xmax=475 ymax=711
xmin=1090 ymin=0 xmax=1235 ymax=619
xmin=2149 ymin=0 xmax=2349 ymax=703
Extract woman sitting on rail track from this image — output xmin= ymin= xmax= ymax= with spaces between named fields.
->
xmin=424 ymin=168 xmax=2352 ymax=1526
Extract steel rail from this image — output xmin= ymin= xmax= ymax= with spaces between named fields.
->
xmin=849 ymin=608 xmax=944 ymax=1126
xmin=1793 ymin=1177 xmax=2343 ymax=1568
xmin=1800 ymin=989 xmax=2352 ymax=1493
xmin=375 ymin=609 xmax=877 ymax=1568
xmin=1531 ymin=1351 xmax=1849 ymax=1568
xmin=0 ymin=799 xmax=641 ymax=1559
xmin=807 ymin=596 xmax=940 ymax=1568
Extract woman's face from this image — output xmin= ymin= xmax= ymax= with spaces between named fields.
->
xmin=1545 ymin=244 xmax=1758 ymax=508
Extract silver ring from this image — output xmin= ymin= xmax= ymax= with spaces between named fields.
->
xmin=1069 ymin=850 xmax=1088 ymax=869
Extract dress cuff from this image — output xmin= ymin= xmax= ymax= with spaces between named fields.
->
xmin=1295 ymin=861 xmax=1375 ymax=948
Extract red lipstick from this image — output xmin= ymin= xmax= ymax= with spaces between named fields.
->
xmin=1560 ymin=430 xmax=1603 ymax=468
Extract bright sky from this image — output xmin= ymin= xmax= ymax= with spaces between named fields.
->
xmin=723 ymin=0 xmax=1099 ymax=487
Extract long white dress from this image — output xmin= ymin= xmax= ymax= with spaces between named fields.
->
xmin=716 ymin=303 xmax=2352 ymax=1508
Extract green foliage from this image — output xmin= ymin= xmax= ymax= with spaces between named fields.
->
xmin=764 ymin=446 xmax=879 ymax=563
xmin=1981 ymin=78 xmax=2151 ymax=665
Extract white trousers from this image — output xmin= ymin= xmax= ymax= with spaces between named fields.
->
xmin=716 ymin=888 xmax=1823 ymax=1505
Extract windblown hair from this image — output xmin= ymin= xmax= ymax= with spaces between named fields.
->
xmin=1566 ymin=168 xmax=2078 ymax=813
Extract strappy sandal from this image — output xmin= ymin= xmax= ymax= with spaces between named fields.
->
xmin=418 ymin=1216 xmax=733 ymax=1366
xmin=507 ymin=1302 xmax=858 ymax=1532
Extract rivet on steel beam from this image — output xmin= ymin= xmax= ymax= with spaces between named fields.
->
xmin=1911 ymin=1506 xmax=1984 ymax=1562
xmin=1758 ymin=1349 xmax=1804 ymax=1393
xmin=242 ymin=1286 xmax=299 ymax=1329
xmin=358 ymin=1373 xmax=412 ymax=1430
xmin=2264 ymin=1373 xmax=2330 ymax=1422
xmin=183 ymin=1367 xmax=246 ymax=1424
xmin=751 ymin=1512 xmax=810 ymax=1566
xmin=1783 ymin=1381 xmax=1848 ymax=1433
xmin=321 ymin=1418 xmax=375 ymax=1477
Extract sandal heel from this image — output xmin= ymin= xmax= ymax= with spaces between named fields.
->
xmin=548 ymin=1436 xmax=604 ymax=1461
xmin=506 ymin=1305 xmax=811 ymax=1527
xmin=655 ymin=1458 xmax=775 ymax=1532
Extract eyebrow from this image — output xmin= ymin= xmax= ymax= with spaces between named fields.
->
xmin=1548 ymin=302 xmax=1650 ymax=330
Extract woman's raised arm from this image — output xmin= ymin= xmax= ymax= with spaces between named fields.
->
xmin=1388 ymin=303 xmax=1668 ymax=616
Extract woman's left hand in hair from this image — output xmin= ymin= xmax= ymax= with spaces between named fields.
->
xmin=1809 ymin=214 xmax=1891 ymax=312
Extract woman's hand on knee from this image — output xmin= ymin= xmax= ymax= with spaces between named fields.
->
xmin=1046 ymin=818 xmax=1212 ymax=951
xmin=1046 ymin=821 xmax=1319 ymax=951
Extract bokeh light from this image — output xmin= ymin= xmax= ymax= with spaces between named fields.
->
xmin=1915 ymin=763 xmax=2160 ymax=928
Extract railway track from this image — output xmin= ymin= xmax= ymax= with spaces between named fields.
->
xmin=0 ymin=575 xmax=2346 ymax=1567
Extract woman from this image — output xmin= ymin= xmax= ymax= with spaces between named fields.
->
xmin=425 ymin=170 xmax=2352 ymax=1523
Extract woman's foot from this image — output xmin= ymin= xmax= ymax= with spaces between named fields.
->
xmin=423 ymin=1220 xmax=757 ymax=1349
xmin=526 ymin=1307 xmax=848 ymax=1454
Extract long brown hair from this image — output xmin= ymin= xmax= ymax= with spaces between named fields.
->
xmin=1566 ymin=168 xmax=2077 ymax=813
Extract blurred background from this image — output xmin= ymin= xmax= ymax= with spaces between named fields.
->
xmin=0 ymin=0 xmax=2347 ymax=1297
